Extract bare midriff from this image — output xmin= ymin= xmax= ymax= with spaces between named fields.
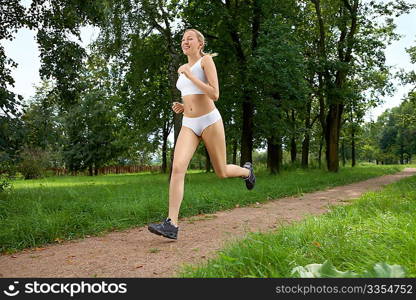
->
xmin=182 ymin=94 xmax=216 ymax=118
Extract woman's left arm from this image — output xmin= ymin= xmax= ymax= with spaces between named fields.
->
xmin=186 ymin=56 xmax=219 ymax=101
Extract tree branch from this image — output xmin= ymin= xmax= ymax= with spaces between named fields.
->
xmin=311 ymin=113 xmax=319 ymax=127
xmin=342 ymin=0 xmax=353 ymax=13
xmin=344 ymin=0 xmax=359 ymax=63
xmin=337 ymin=6 xmax=347 ymax=61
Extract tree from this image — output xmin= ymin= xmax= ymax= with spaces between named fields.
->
xmin=0 ymin=0 xmax=26 ymax=162
xmin=95 ymin=0 xmax=185 ymax=178
xmin=250 ymin=13 xmax=309 ymax=173
xmin=26 ymin=0 xmax=106 ymax=173
xmin=308 ymin=0 xmax=414 ymax=171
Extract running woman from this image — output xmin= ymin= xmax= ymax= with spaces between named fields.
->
xmin=148 ymin=28 xmax=256 ymax=240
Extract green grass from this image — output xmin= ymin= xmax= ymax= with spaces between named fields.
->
xmin=178 ymin=169 xmax=416 ymax=278
xmin=0 ymin=163 xmax=406 ymax=253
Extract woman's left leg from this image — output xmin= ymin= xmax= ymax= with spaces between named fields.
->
xmin=201 ymin=118 xmax=250 ymax=179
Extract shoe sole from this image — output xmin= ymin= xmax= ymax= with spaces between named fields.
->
xmin=148 ymin=226 xmax=177 ymax=240
xmin=246 ymin=180 xmax=255 ymax=190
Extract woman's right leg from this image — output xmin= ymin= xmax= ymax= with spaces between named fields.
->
xmin=168 ymin=126 xmax=201 ymax=226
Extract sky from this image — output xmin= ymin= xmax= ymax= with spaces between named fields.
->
xmin=1 ymin=1 xmax=415 ymax=124
xmin=364 ymin=8 xmax=416 ymax=121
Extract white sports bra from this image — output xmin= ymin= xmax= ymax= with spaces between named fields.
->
xmin=176 ymin=56 xmax=208 ymax=97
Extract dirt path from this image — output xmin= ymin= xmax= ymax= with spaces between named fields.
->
xmin=1 ymin=168 xmax=415 ymax=278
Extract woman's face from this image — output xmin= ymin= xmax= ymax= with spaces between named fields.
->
xmin=181 ymin=31 xmax=202 ymax=56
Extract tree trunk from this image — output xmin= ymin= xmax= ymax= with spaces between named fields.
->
xmin=168 ymin=119 xmax=178 ymax=183
xmin=341 ymin=138 xmax=346 ymax=167
xmin=312 ymin=0 xmax=358 ymax=173
xmin=400 ymin=142 xmax=404 ymax=164
xmin=89 ymin=165 xmax=93 ymax=176
xmin=267 ymin=135 xmax=281 ymax=174
xmin=290 ymin=137 xmax=297 ymax=163
xmin=325 ymin=103 xmax=344 ymax=172
xmin=317 ymin=73 xmax=327 ymax=170
xmin=301 ymin=94 xmax=313 ymax=168
xmin=290 ymin=109 xmax=297 ymax=163
xmin=240 ymin=99 xmax=254 ymax=165
xmin=149 ymin=13 xmax=181 ymax=182
xmin=161 ymin=128 xmax=168 ymax=173
xmin=205 ymin=145 xmax=211 ymax=173
xmin=301 ymin=133 xmax=310 ymax=168
xmin=232 ymin=138 xmax=237 ymax=165
xmin=318 ymin=135 xmax=323 ymax=169
xmin=351 ymin=127 xmax=356 ymax=167
xmin=224 ymin=0 xmax=261 ymax=167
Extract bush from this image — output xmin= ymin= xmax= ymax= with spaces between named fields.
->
xmin=0 ymin=152 xmax=18 ymax=192
xmin=17 ymin=147 xmax=50 ymax=179
xmin=0 ymin=174 xmax=12 ymax=192
xmin=376 ymin=152 xmax=398 ymax=164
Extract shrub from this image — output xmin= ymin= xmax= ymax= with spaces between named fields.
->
xmin=17 ymin=147 xmax=50 ymax=179
xmin=0 ymin=174 xmax=12 ymax=192
xmin=0 ymin=151 xmax=18 ymax=192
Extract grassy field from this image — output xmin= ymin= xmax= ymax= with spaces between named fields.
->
xmin=179 ymin=168 xmax=416 ymax=278
xmin=0 ymin=163 xmax=406 ymax=253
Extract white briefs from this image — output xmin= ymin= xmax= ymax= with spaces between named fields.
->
xmin=182 ymin=108 xmax=222 ymax=137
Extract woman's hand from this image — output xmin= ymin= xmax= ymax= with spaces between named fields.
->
xmin=178 ymin=64 xmax=192 ymax=79
xmin=172 ymin=102 xmax=184 ymax=114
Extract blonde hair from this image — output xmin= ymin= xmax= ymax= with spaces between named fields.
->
xmin=184 ymin=28 xmax=218 ymax=57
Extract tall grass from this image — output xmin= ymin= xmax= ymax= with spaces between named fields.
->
xmin=0 ymin=164 xmax=405 ymax=253
xmin=179 ymin=171 xmax=416 ymax=278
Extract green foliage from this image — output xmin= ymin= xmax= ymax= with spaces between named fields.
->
xmin=0 ymin=151 xmax=18 ymax=192
xmin=37 ymin=31 xmax=86 ymax=107
xmin=291 ymin=260 xmax=406 ymax=278
xmin=362 ymin=262 xmax=407 ymax=278
xmin=0 ymin=0 xmax=26 ymax=161
xmin=367 ymin=37 xmax=416 ymax=164
xmin=291 ymin=260 xmax=357 ymax=278
xmin=0 ymin=175 xmax=12 ymax=192
xmin=17 ymin=147 xmax=50 ymax=180
xmin=369 ymin=101 xmax=416 ymax=164
xmin=251 ymin=15 xmax=309 ymax=137
xmin=62 ymin=89 xmax=123 ymax=171
xmin=3 ymin=0 xmax=416 ymax=180
xmin=121 ymin=32 xmax=174 ymax=162
xmin=0 ymin=0 xmax=26 ymax=122
xmin=21 ymin=81 xmax=62 ymax=150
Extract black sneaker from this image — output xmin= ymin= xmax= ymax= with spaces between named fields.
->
xmin=148 ymin=218 xmax=178 ymax=240
xmin=243 ymin=162 xmax=256 ymax=190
